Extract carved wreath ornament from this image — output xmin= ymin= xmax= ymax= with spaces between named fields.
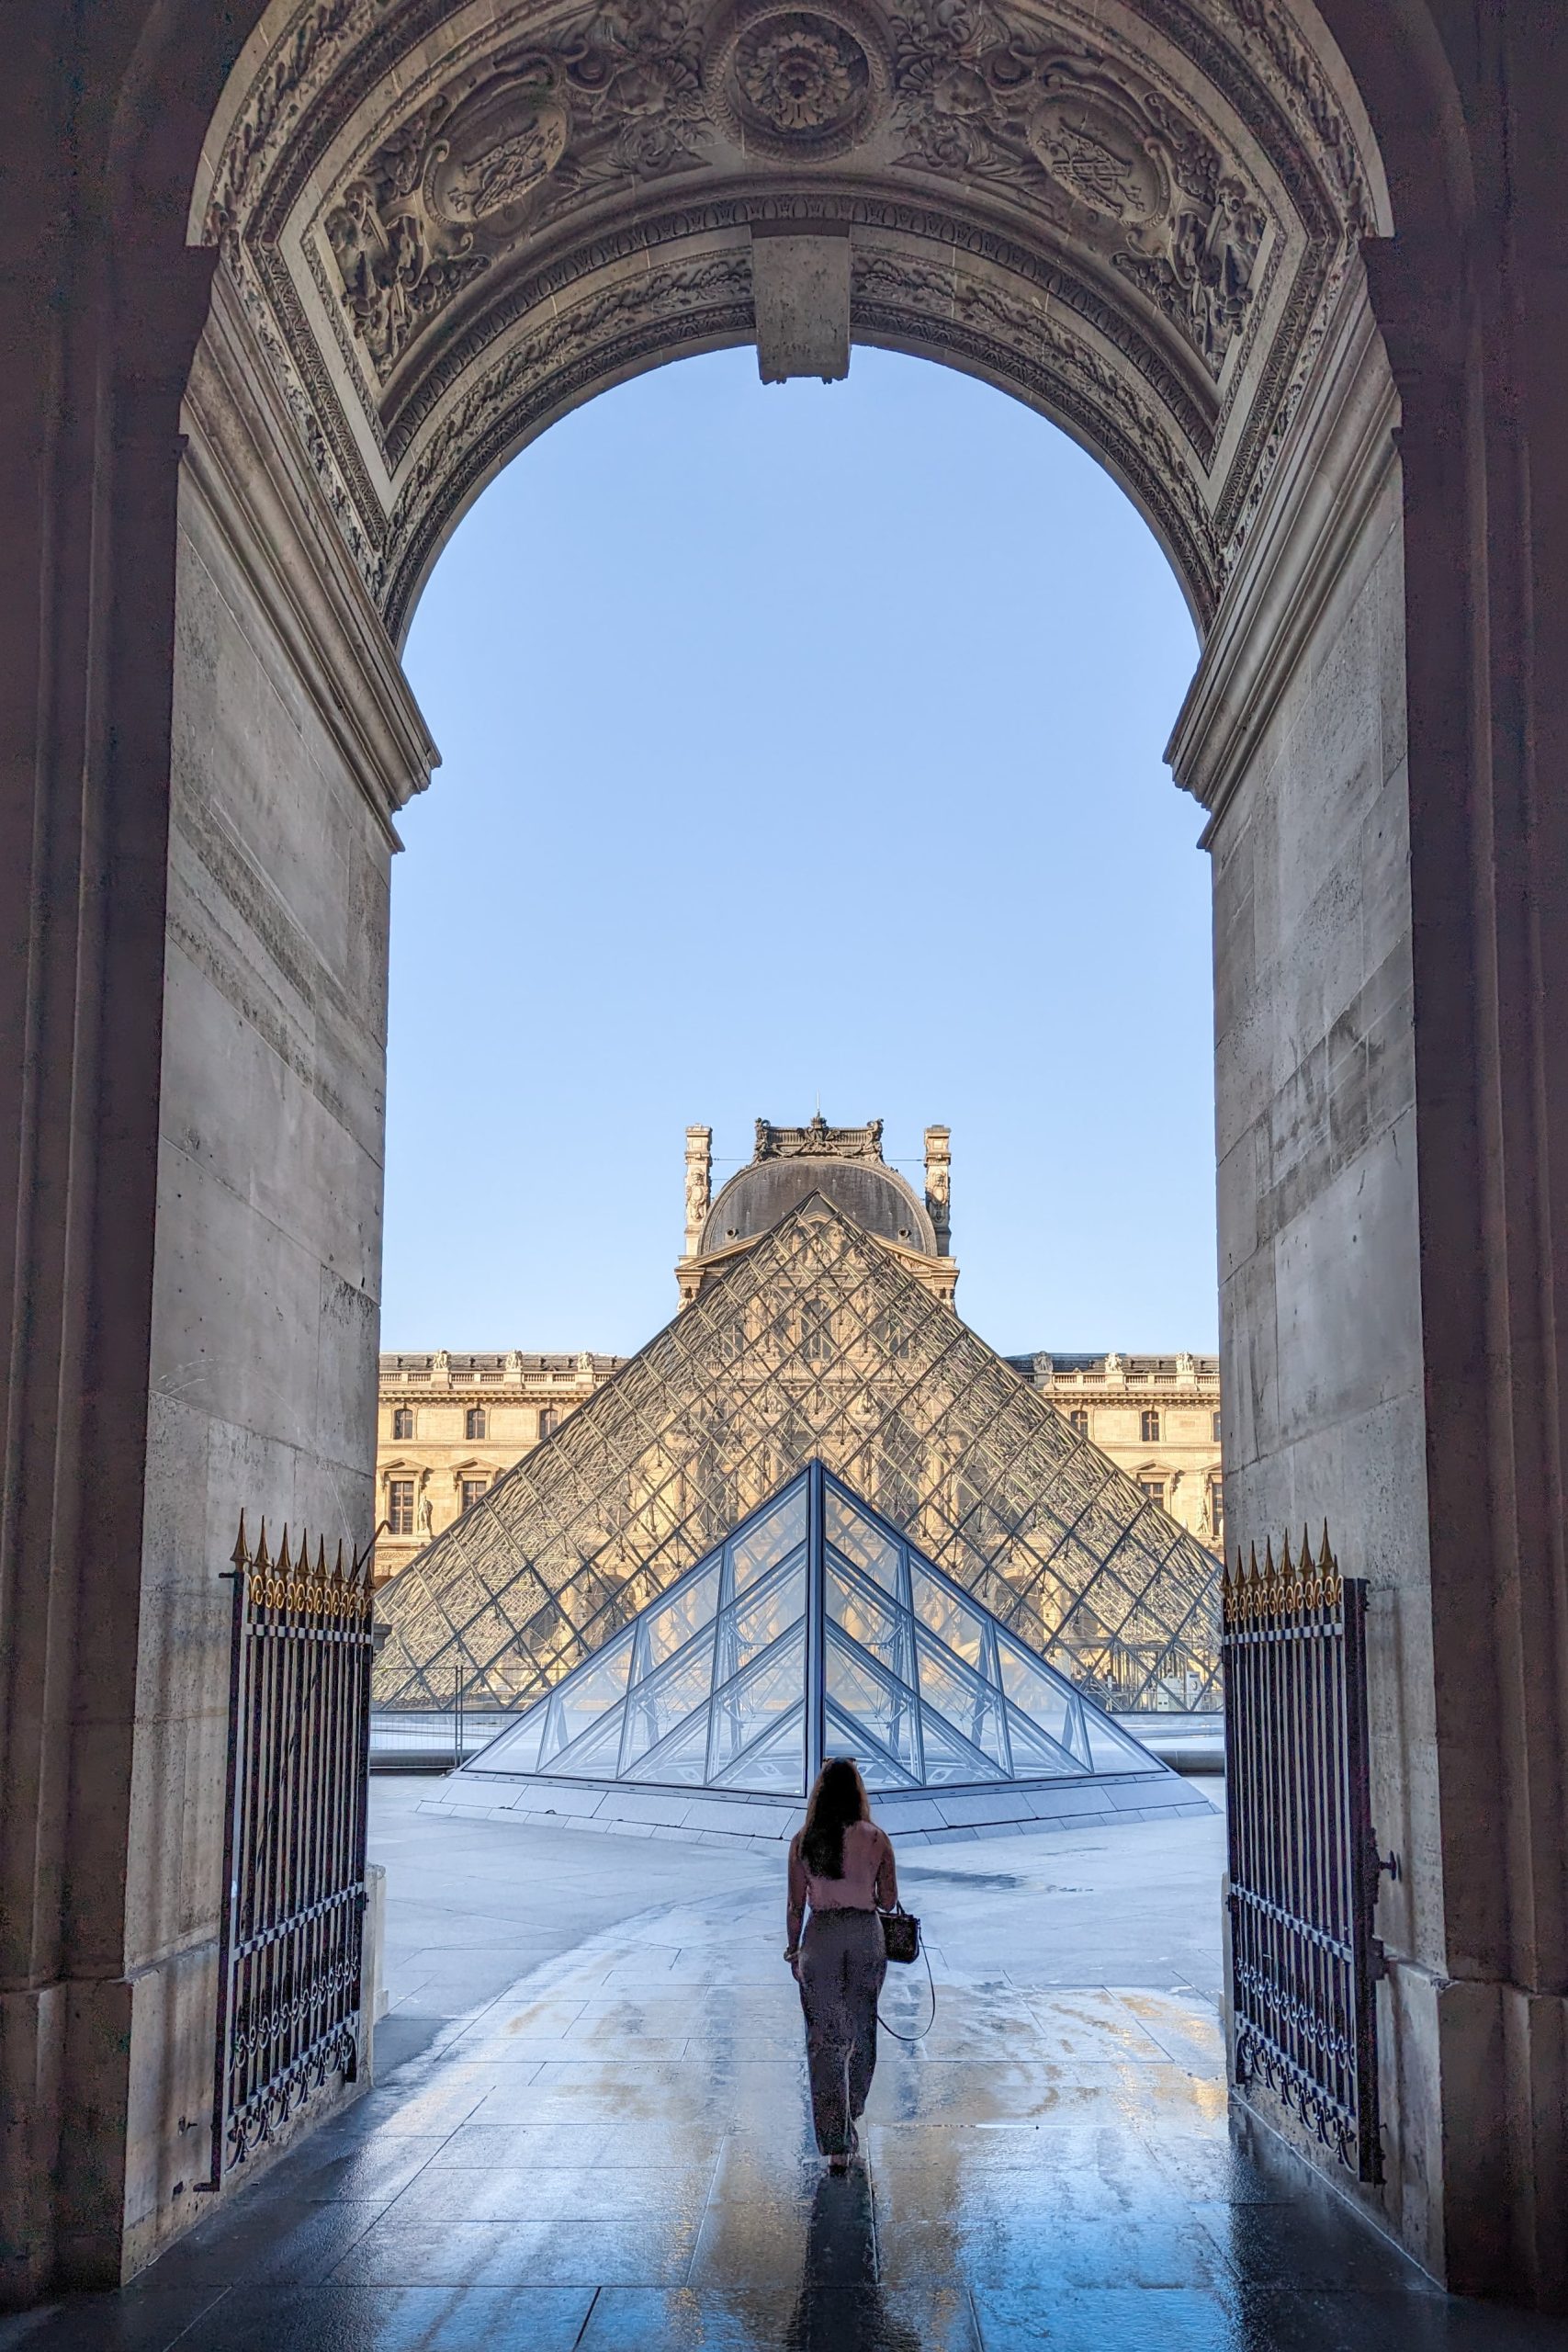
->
xmin=741 ymin=24 xmax=854 ymax=131
xmin=708 ymin=0 xmax=890 ymax=160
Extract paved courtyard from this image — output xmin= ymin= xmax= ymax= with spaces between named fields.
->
xmin=6 ymin=1779 xmax=1567 ymax=2351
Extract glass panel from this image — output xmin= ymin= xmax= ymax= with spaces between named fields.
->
xmin=1002 ymin=1701 xmax=1081 ymax=1779
xmin=548 ymin=1703 xmax=629 ymax=1779
xmin=917 ymin=1708 xmax=1007 ymax=1786
xmin=825 ymin=1700 xmax=919 ymax=1791
xmin=619 ymin=1639 xmax=719 ymax=1774
xmin=909 ymin=1564 xmax=987 ymax=1668
xmin=708 ymin=1629 xmax=805 ymax=1776
xmin=729 ymin=1485 xmax=808 ymax=1593
xmin=826 ymin=1563 xmax=914 ymax=1687
xmin=470 ymin=1704 xmax=546 ymax=1775
xmin=997 ymin=1634 xmax=1091 ymax=1764
xmin=825 ymin=1488 xmax=901 ymax=1591
xmin=624 ymin=1707 xmax=712 ymax=1785
xmin=1084 ymin=1710 xmax=1156 ymax=1773
xmin=710 ymin=1705 xmax=807 ymax=1795
xmin=717 ymin=1558 xmax=807 ymax=1681
xmin=915 ymin=1632 xmax=1010 ymax=1768
xmin=539 ymin=1629 xmax=633 ymax=1762
xmin=824 ymin=1628 xmax=920 ymax=1778
xmin=638 ymin=1564 xmax=721 ymax=1678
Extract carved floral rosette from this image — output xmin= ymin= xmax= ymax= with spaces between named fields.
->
xmin=705 ymin=0 xmax=892 ymax=162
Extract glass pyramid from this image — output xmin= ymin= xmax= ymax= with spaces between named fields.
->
xmin=375 ymin=1194 xmax=1220 ymax=1721
xmin=467 ymin=1464 xmax=1159 ymax=1800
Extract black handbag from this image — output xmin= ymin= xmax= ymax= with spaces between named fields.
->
xmin=879 ymin=1902 xmax=920 ymax=1965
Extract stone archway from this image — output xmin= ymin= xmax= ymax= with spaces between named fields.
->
xmin=188 ymin=0 xmax=1386 ymax=640
xmin=4 ymin=0 xmax=1567 ymax=2319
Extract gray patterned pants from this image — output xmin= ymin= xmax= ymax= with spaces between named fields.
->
xmin=797 ymin=1907 xmax=886 ymax=2157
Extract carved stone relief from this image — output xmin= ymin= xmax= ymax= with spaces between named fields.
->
xmin=194 ymin=0 xmax=1378 ymax=628
xmin=706 ymin=0 xmax=890 ymax=158
xmin=323 ymin=0 xmax=711 ymax=379
xmin=886 ymin=2 xmax=1271 ymax=378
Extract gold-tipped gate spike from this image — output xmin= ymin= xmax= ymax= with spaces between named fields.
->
xmin=231 ymin=1511 xmax=249 ymax=1570
xmin=255 ymin=1519 xmax=270 ymax=1572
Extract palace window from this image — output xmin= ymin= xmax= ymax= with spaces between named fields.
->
xmin=392 ymin=1406 xmax=413 ymax=1441
xmin=388 ymin=1478 xmax=415 ymax=1535
xmin=465 ymin=1405 xmax=487 ymax=1440
xmin=461 ymin=1477 xmax=487 ymax=1512
xmin=1139 ymin=1476 xmax=1167 ymax=1510
xmin=538 ymin=1408 xmax=557 ymax=1439
xmin=1210 ymin=1477 xmax=1225 ymax=1539
xmin=1067 ymin=1408 xmax=1089 ymax=1438
xmin=1212 ymin=1410 xmax=1223 ymax=1443
xmin=1141 ymin=1408 xmax=1161 ymax=1442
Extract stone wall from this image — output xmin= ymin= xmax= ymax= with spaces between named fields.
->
xmin=1173 ymin=270 xmax=1443 ymax=2260
xmin=104 ymin=279 xmax=435 ymax=2278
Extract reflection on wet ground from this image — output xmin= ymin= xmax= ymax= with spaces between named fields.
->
xmin=6 ymin=1812 xmax=1568 ymax=2351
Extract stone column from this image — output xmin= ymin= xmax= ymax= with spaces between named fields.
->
xmin=923 ymin=1126 xmax=952 ymax=1257
xmin=683 ymin=1125 xmax=712 ymax=1259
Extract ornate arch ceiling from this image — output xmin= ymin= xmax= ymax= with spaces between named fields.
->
xmin=194 ymin=0 xmax=1387 ymax=639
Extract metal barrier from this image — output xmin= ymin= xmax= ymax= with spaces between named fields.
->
xmin=1222 ymin=1532 xmax=1388 ymax=2181
xmin=367 ymin=1707 xmax=511 ymax=1771
xmin=206 ymin=1517 xmax=376 ymax=2185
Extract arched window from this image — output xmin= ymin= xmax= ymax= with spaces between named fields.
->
xmin=1067 ymin=1408 xmax=1089 ymax=1438
xmin=465 ymin=1405 xmax=486 ymax=1440
xmin=1212 ymin=1409 xmax=1223 ymax=1443
xmin=387 ymin=1478 xmax=415 ymax=1535
xmin=538 ymin=1407 xmax=557 ymax=1440
xmin=1141 ymin=1407 xmax=1161 ymax=1442
xmin=392 ymin=1406 xmax=413 ymax=1441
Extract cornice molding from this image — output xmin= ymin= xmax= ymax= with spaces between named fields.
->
xmin=183 ymin=270 xmax=437 ymax=838
xmin=1168 ymin=259 xmax=1398 ymax=829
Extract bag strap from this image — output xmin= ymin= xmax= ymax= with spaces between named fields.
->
xmin=877 ymin=1931 xmax=937 ymax=2043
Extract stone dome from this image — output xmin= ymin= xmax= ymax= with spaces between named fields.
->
xmin=701 ymin=1154 xmax=935 ymax=1256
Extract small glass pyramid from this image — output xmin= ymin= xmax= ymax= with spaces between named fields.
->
xmin=468 ymin=1463 xmax=1157 ymax=1800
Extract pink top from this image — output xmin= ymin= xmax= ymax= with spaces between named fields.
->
xmin=785 ymin=1819 xmax=897 ymax=1950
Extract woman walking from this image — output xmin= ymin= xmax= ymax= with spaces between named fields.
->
xmin=784 ymin=1757 xmax=898 ymax=2173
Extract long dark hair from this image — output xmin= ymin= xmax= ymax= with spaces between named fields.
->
xmin=801 ymin=1756 xmax=870 ymax=1880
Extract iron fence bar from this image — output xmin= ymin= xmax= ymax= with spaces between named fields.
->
xmin=1223 ymin=1538 xmax=1384 ymax=2183
xmin=208 ymin=1516 xmax=375 ymax=2186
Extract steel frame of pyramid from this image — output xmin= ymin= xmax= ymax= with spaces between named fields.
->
xmin=376 ymin=1195 xmax=1222 ymax=1725
xmin=447 ymin=1464 xmax=1207 ymax=1845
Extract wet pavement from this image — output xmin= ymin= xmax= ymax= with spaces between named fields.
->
xmin=6 ymin=1787 xmax=1568 ymax=2351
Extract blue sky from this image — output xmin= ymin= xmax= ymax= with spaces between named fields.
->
xmin=387 ymin=345 xmax=1213 ymax=1359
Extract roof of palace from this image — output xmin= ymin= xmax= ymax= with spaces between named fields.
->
xmin=373 ymin=1192 xmax=1221 ymax=1718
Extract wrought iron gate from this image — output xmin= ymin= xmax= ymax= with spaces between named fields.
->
xmin=1222 ymin=1531 xmax=1387 ymax=2181
xmin=207 ymin=1516 xmax=376 ymax=2184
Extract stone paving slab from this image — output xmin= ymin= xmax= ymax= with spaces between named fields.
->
xmin=6 ymin=1791 xmax=1568 ymax=2351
